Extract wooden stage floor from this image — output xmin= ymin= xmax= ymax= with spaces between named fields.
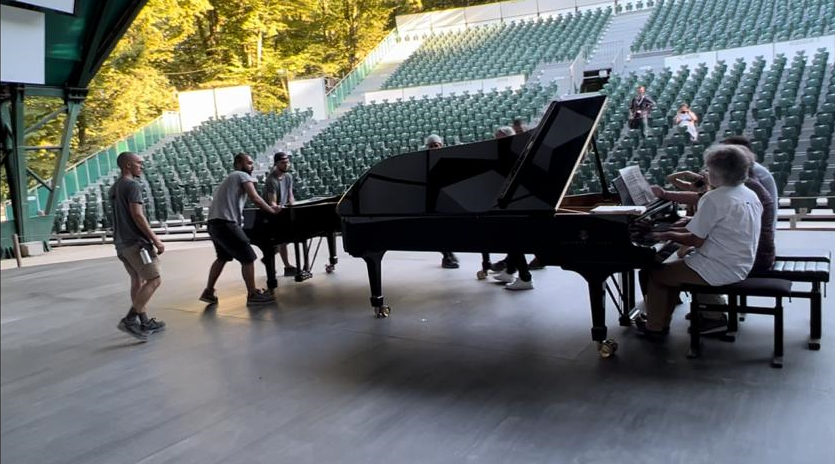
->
xmin=2 ymin=230 xmax=834 ymax=464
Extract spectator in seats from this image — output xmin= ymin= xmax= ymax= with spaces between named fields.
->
xmin=637 ymin=144 xmax=762 ymax=341
xmin=263 ymin=151 xmax=297 ymax=277
xmin=629 ymin=85 xmax=655 ymax=138
xmin=110 ymin=151 xmax=166 ymax=341
xmin=512 ymin=118 xmax=527 ymax=134
xmin=425 ymin=134 xmax=459 ymax=269
xmin=199 ymin=153 xmax=281 ymax=306
xmin=674 ymin=103 xmax=699 ymax=142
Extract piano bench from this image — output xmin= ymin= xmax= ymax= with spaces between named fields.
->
xmin=682 ymin=278 xmax=793 ymax=368
xmin=751 ymin=250 xmax=831 ymax=351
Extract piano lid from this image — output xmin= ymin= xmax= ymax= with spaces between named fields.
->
xmin=496 ymin=92 xmax=607 ymax=211
xmin=337 ymin=93 xmax=607 ymax=218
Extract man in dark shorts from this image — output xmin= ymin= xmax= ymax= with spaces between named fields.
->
xmin=199 ymin=153 xmax=281 ymax=305
xmin=263 ymin=151 xmax=297 ymax=276
xmin=110 ymin=151 xmax=166 ymax=341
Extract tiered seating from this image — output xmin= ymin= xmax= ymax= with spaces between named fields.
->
xmin=383 ymin=9 xmax=611 ymax=89
xmin=52 ymin=109 xmax=312 ymax=233
xmin=584 ymin=50 xmax=834 ymax=209
xmin=292 ymin=83 xmax=560 ymax=199
xmin=631 ymin=0 xmax=835 ymax=54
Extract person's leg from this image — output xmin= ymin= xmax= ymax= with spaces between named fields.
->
xmin=279 ymin=243 xmax=293 ymax=268
xmin=645 ymin=260 xmax=707 ymax=331
xmin=242 ymin=262 xmax=257 ymax=294
xmin=516 ymin=256 xmax=531 ymax=283
xmin=133 ymin=277 xmax=161 ymax=313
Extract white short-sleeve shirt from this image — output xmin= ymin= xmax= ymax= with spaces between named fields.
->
xmin=685 ymin=184 xmax=762 ymax=286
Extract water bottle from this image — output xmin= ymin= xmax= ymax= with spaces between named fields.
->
xmin=139 ymin=247 xmax=152 ymax=265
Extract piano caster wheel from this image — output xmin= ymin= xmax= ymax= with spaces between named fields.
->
xmin=325 ymin=264 xmax=335 ymax=274
xmin=597 ymin=339 xmax=618 ymax=358
xmin=476 ymin=270 xmax=487 ymax=280
xmin=373 ymin=305 xmax=391 ymax=318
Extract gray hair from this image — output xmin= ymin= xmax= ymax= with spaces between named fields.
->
xmin=424 ymin=134 xmax=443 ymax=147
xmin=495 ymin=126 xmax=515 ymax=138
xmin=703 ymin=144 xmax=751 ymax=187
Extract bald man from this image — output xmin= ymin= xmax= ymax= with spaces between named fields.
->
xmin=110 ymin=151 xmax=166 ymax=341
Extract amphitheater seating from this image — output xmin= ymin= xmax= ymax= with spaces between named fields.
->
xmin=589 ymin=49 xmax=834 ymax=208
xmin=53 ymin=109 xmax=312 ymax=233
xmin=631 ymin=0 xmax=835 ymax=54
xmin=383 ymin=9 xmax=611 ymax=89
xmin=292 ymin=83 xmax=560 ymax=199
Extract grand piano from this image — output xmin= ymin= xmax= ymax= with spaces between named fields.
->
xmin=337 ymin=93 xmax=680 ymax=356
xmin=244 ymin=195 xmax=341 ymax=290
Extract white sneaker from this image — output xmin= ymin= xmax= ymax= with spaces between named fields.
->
xmin=492 ymin=270 xmax=514 ymax=283
xmin=505 ymin=278 xmax=533 ymax=291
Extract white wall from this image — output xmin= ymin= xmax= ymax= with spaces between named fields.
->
xmin=365 ymin=75 xmax=526 ymax=104
xmin=288 ymin=77 xmax=327 ymax=121
xmin=178 ymin=86 xmax=254 ymax=132
xmin=664 ymin=35 xmax=835 ymax=70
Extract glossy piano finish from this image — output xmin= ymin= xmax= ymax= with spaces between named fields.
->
xmin=338 ymin=93 xmax=676 ymax=355
xmin=244 ymin=195 xmax=341 ymax=289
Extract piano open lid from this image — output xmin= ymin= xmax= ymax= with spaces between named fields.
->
xmin=496 ymin=92 xmax=607 ymax=211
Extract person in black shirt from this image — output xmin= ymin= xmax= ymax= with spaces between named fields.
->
xmin=628 ymin=85 xmax=655 ymax=138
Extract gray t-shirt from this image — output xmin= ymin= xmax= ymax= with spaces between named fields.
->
xmin=263 ymin=172 xmax=293 ymax=207
xmin=208 ymin=171 xmax=255 ymax=225
xmin=109 ymin=177 xmax=150 ymax=251
xmin=752 ymin=162 xmax=778 ymax=228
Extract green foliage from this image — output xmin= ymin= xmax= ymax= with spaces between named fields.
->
xmin=13 ymin=0 xmax=484 ymax=196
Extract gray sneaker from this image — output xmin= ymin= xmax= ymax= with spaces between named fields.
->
xmin=117 ymin=318 xmax=149 ymax=342
xmin=141 ymin=318 xmax=166 ymax=334
xmin=199 ymin=289 xmax=218 ymax=304
xmin=246 ymin=289 xmax=275 ymax=306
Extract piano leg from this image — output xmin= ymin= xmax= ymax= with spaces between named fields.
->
xmin=257 ymin=242 xmax=279 ymax=291
xmin=293 ymin=242 xmax=312 ymax=282
xmin=619 ymin=271 xmax=635 ymax=327
xmin=362 ymin=251 xmax=390 ymax=318
xmin=587 ymin=274 xmax=618 ymax=358
xmin=325 ymin=233 xmax=338 ymax=273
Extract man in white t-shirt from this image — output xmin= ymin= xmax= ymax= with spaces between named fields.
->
xmin=637 ymin=144 xmax=763 ymax=340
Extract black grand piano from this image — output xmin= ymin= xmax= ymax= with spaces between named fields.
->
xmin=244 ymin=195 xmax=341 ymax=290
xmin=337 ymin=93 xmax=679 ymax=357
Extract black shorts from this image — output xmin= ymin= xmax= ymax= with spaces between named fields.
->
xmin=207 ymin=219 xmax=257 ymax=264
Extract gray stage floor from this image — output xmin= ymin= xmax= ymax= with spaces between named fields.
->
xmin=2 ymin=230 xmax=834 ymax=464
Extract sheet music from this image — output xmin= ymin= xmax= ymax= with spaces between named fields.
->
xmin=617 ymin=165 xmax=657 ymax=206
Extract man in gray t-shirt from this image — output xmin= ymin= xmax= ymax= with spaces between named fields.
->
xmin=263 ymin=152 xmax=296 ymax=275
xmin=722 ymin=136 xmax=779 ymax=228
xmin=200 ymin=153 xmax=281 ymax=306
xmin=109 ymin=151 xmax=166 ymax=341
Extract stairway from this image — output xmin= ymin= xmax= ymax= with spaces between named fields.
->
xmin=587 ymin=9 xmax=655 ymax=73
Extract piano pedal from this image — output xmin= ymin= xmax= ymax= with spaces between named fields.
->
xmin=373 ymin=305 xmax=391 ymax=318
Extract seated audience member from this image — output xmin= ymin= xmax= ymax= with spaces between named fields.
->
xmin=674 ymin=103 xmax=699 ymax=142
xmin=637 ymin=144 xmax=762 ymax=340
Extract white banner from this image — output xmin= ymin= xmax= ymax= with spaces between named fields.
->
xmin=774 ymin=35 xmax=835 ymax=60
xmin=0 ymin=6 xmax=45 ymax=85
xmin=365 ymin=75 xmax=526 ymax=104
xmin=664 ymin=51 xmax=718 ymax=71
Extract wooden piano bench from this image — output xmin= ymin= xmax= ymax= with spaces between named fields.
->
xmin=751 ymin=250 xmax=831 ymax=350
xmin=683 ymin=278 xmax=793 ymax=368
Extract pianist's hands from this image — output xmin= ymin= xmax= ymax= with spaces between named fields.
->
xmin=272 ymin=205 xmax=283 ymax=214
xmin=650 ymin=185 xmax=666 ymax=200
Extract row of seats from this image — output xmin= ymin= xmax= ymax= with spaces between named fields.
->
xmin=583 ymin=50 xmax=834 ymax=211
xmin=292 ymin=83 xmax=560 ymax=199
xmin=383 ymin=9 xmax=610 ymax=89
xmin=632 ymin=0 xmax=835 ymax=54
xmin=53 ymin=109 xmax=312 ymax=233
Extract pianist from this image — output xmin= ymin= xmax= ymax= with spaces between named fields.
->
xmin=263 ymin=151 xmax=297 ymax=276
xmin=637 ymin=144 xmax=762 ymax=340
xmin=425 ymin=134 xmax=460 ymax=269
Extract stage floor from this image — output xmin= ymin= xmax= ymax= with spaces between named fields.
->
xmin=2 ymin=230 xmax=834 ymax=464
